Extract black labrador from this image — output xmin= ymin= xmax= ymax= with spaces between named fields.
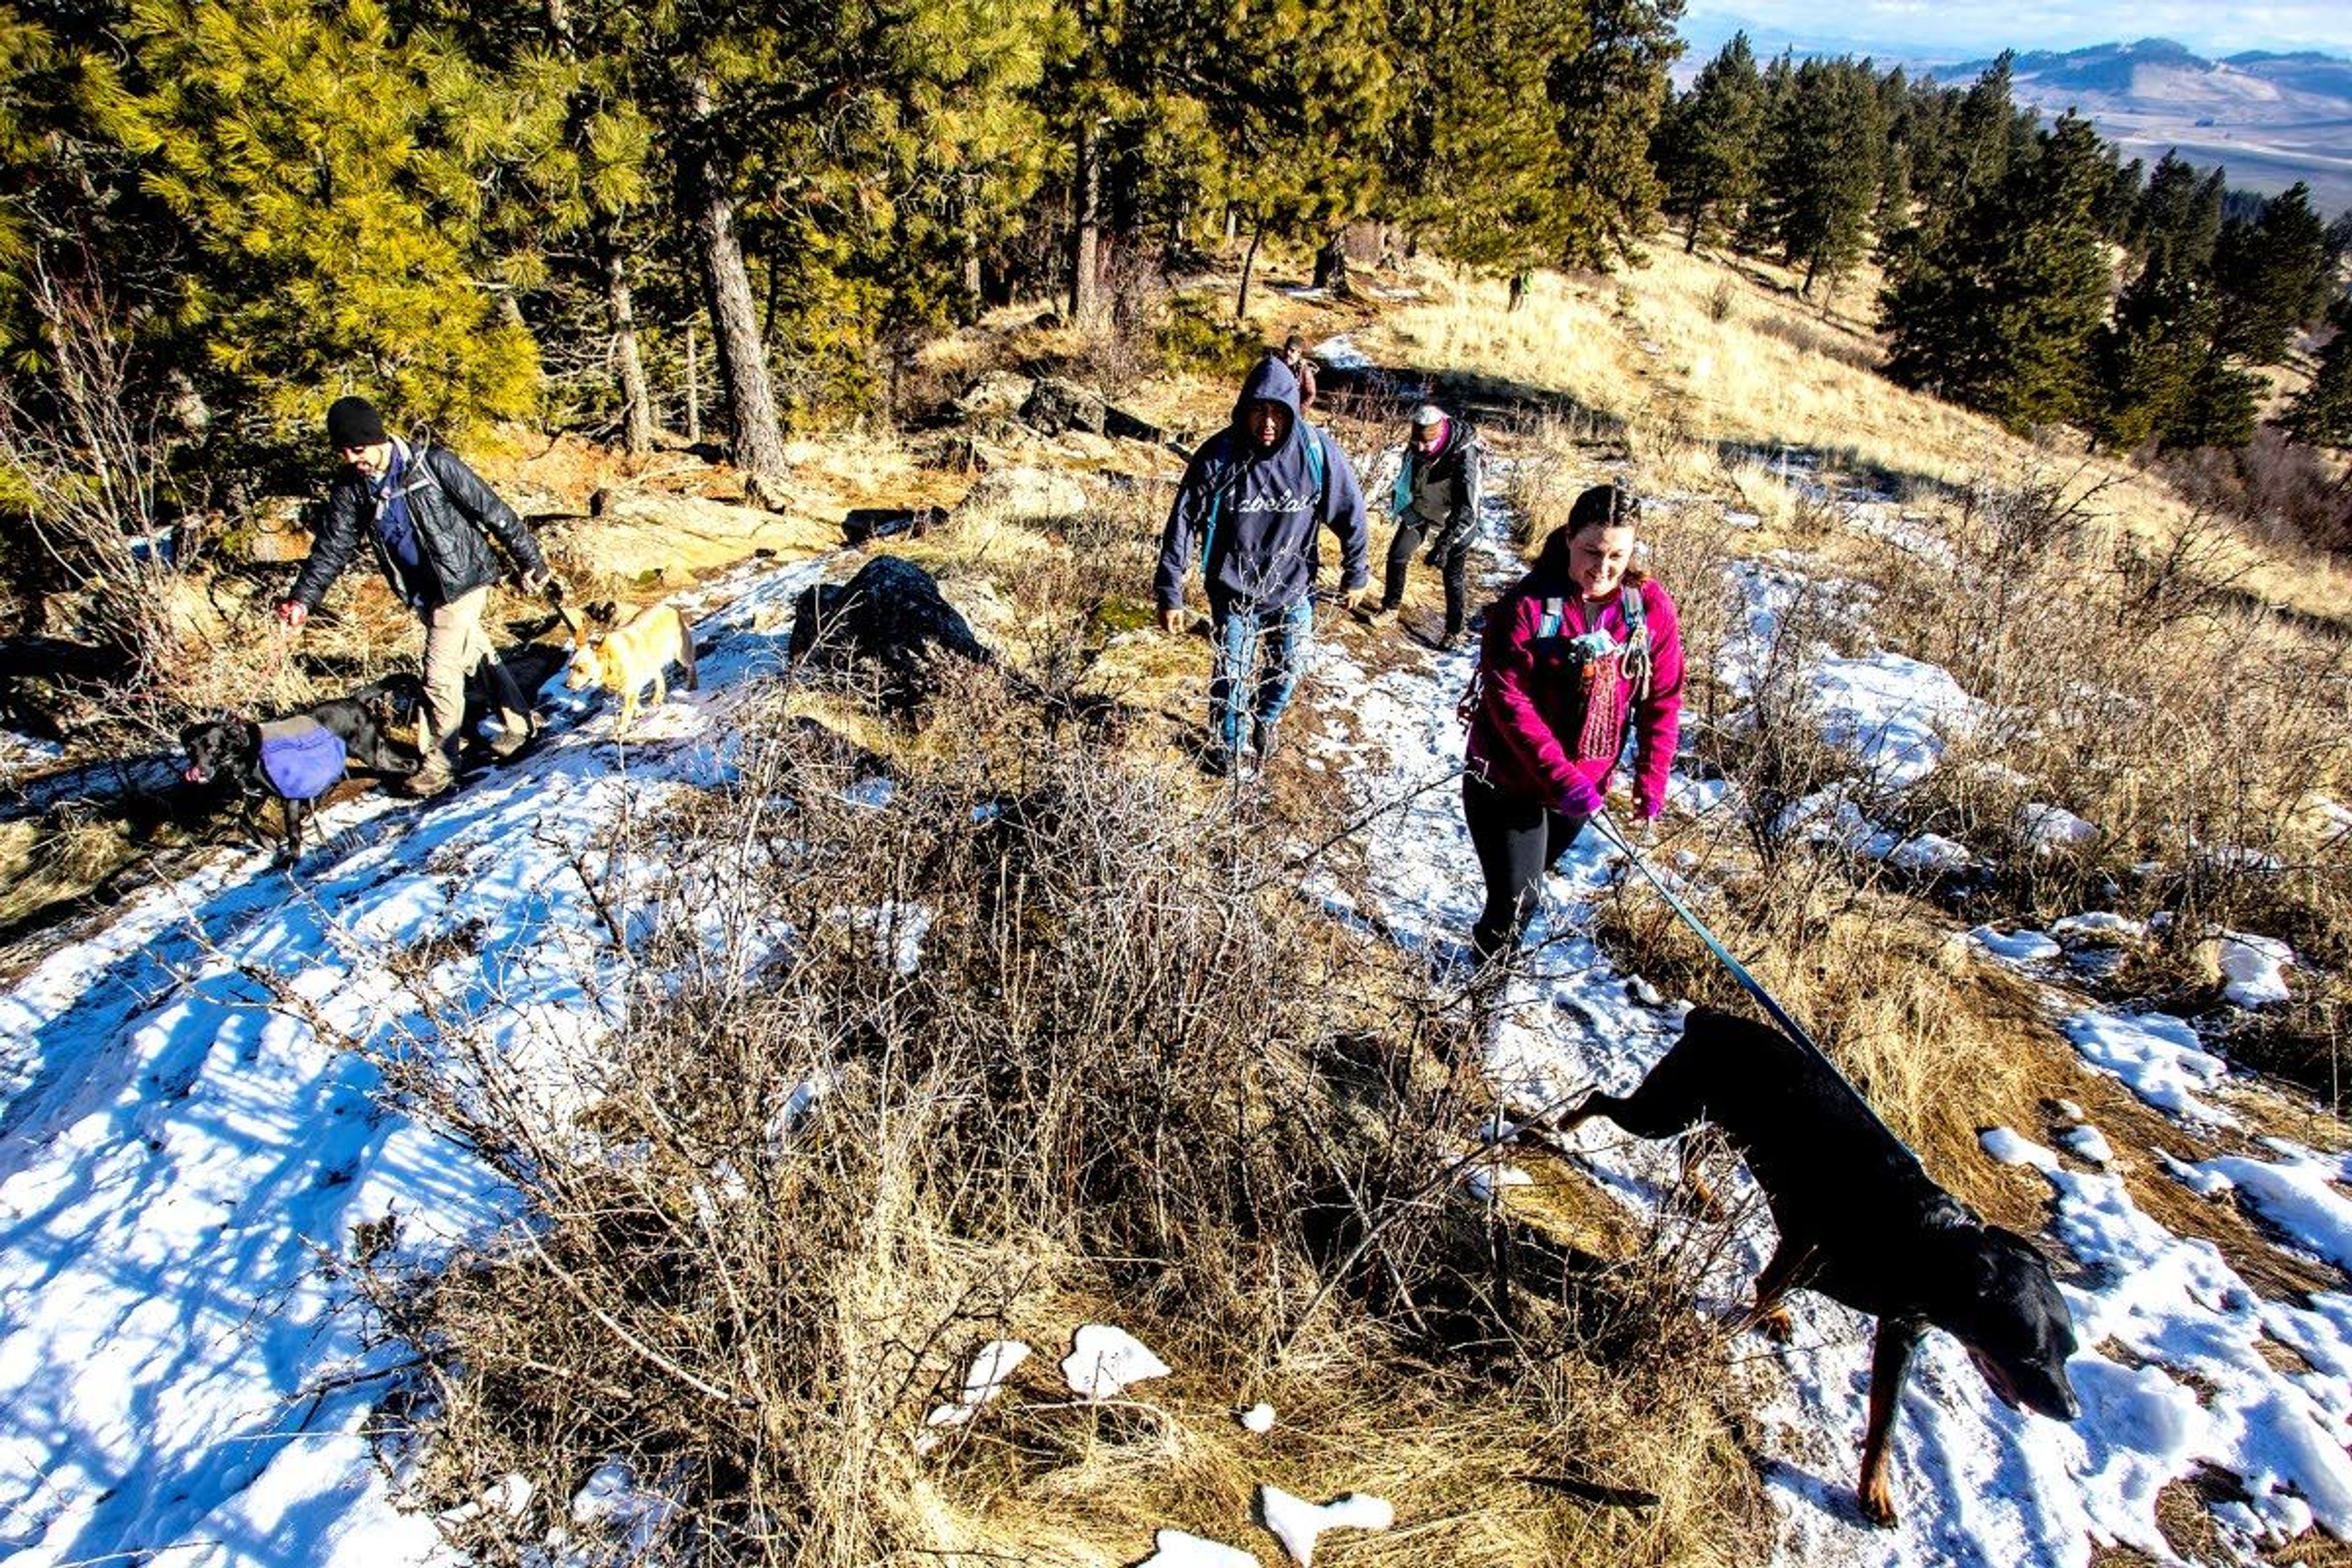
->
xmin=181 ymin=684 xmax=419 ymax=857
xmin=1549 ymin=1006 xmax=2079 ymax=1526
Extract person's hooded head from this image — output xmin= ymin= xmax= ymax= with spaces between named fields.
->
xmin=1409 ymin=402 xmax=1452 ymax=457
xmin=1231 ymin=353 xmax=1303 ymax=454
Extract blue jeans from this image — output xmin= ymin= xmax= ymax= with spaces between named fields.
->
xmin=1210 ymin=595 xmax=1314 ymax=753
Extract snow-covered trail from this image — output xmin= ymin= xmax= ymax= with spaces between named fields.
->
xmin=1302 ymin=479 xmax=2352 ymax=1566
xmin=7 ymin=435 xmax=2352 ymax=1567
xmin=0 ymin=559 xmax=826 ymax=1567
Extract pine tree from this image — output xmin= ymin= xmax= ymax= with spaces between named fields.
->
xmin=2132 ymin=151 xmax=2223 ymax=279
xmin=1544 ymin=0 xmax=1681 ymax=269
xmin=1182 ymin=0 xmax=1397 ymax=317
xmin=1387 ymin=0 xmax=1585 ymax=289
xmin=2212 ymin=182 xmax=2334 ymax=366
xmin=1883 ymin=112 xmax=2113 ymax=431
xmin=84 ymin=0 xmax=541 ymax=439
xmin=1759 ymin=56 xmax=1883 ymax=296
xmin=1654 ymin=31 xmax=1762 ymax=254
xmin=2089 ymin=268 xmax=2220 ymax=451
xmin=2284 ymin=300 xmax=2352 ymax=448
xmin=1732 ymin=49 xmax=1794 ymax=256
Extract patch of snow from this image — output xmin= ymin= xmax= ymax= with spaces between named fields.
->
xmin=1809 ymin=652 xmax=1980 ymax=787
xmin=1972 ymin=924 xmax=2062 ymax=963
xmin=2061 ymin=1009 xmax=2234 ymax=1125
xmin=1981 ymin=1126 xmax=2060 ymax=1173
xmin=1257 ymin=1486 xmax=1395 ymax=1566
xmin=1240 ymin=1402 xmax=1276 ymax=1434
xmin=916 ymin=1339 xmax=1031 ymax=1449
xmin=2019 ymin=802 xmax=2100 ymax=851
xmin=2063 ymin=1125 xmax=2116 ymax=1167
xmin=1313 ymin=335 xmax=1373 ymax=372
xmin=2194 ymin=1146 xmax=2352 ymax=1273
xmin=2214 ymin=932 xmax=2294 ymax=1008
xmin=1061 ymin=1324 xmax=1171 ymax=1399
xmin=1137 ymin=1528 xmax=1260 ymax=1568
xmin=2049 ymin=913 xmax=2144 ymax=946
xmin=1463 ymin=1159 xmax=1534 ymax=1200
xmin=1872 ymin=827 xmax=1973 ymax=873
xmin=567 ymin=1458 xmax=680 ymax=1561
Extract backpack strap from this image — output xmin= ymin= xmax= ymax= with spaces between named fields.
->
xmin=1619 ymin=582 xmax=1654 ymax=699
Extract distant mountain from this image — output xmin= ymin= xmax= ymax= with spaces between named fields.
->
xmin=1936 ymin=39 xmax=2352 ymax=213
xmin=1951 ymin=37 xmax=2352 ymax=95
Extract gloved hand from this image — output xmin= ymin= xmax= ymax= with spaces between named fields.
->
xmin=274 ymin=600 xmax=308 ymax=631
xmin=515 ymin=565 xmax=552 ymax=597
xmin=1560 ymin=774 xmax=1605 ymax=819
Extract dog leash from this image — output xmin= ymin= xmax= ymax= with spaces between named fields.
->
xmin=1590 ymin=810 xmax=1839 ymax=1070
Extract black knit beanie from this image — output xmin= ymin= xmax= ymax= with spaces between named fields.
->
xmin=326 ymin=396 xmax=386 ymax=450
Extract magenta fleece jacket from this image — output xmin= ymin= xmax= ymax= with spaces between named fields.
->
xmin=1464 ymin=575 xmax=1684 ymax=818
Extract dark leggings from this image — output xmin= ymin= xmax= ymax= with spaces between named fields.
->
xmin=1381 ymin=518 xmax=1472 ymax=636
xmin=1464 ymin=771 xmax=1591 ymax=963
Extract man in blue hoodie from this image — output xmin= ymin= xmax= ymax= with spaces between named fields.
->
xmin=1155 ymin=356 xmax=1370 ymax=774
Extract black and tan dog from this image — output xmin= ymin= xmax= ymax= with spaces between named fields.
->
xmin=1549 ymin=1006 xmax=2079 ymax=1526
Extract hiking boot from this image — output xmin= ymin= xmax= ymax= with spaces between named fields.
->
xmin=487 ymin=710 xmax=537 ymax=761
xmin=1250 ymin=717 xmax=1280 ymax=762
xmin=1438 ymin=627 xmax=1468 ymax=652
xmin=398 ymin=760 xmax=455 ymax=800
xmin=1357 ymin=604 xmax=1400 ymax=627
xmin=1201 ymin=743 xmax=1235 ymax=779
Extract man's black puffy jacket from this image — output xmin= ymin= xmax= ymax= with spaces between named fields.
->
xmin=289 ymin=440 xmax=546 ymax=614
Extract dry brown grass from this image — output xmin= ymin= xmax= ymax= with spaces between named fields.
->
xmin=246 ymin=478 xmax=1779 ymax=1565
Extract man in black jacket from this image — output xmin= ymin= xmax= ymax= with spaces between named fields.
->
xmin=1361 ymin=402 xmax=1483 ymax=649
xmin=275 ymin=396 xmax=549 ymax=798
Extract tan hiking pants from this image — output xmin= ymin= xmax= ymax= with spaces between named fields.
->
xmin=419 ymin=586 xmax=529 ymax=766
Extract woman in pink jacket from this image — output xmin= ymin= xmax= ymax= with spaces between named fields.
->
xmin=1463 ymin=483 xmax=1684 ymax=963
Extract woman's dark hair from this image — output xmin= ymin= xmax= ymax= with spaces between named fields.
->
xmin=1568 ymin=482 xmax=1638 ymax=533
xmin=1534 ymin=483 xmax=1646 ymax=582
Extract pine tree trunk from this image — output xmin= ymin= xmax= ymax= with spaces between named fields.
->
xmin=1685 ymin=205 xmax=1703 ymax=254
xmin=685 ymin=74 xmax=788 ymax=478
xmin=601 ymin=225 xmax=654 ymax=456
xmin=1313 ymin=232 xmax=1346 ymax=290
xmin=1509 ymin=271 xmax=1530 ymax=312
xmin=1237 ymin=213 xmax=1265 ymax=321
xmin=686 ymin=323 xmax=701 ymax=445
xmin=1069 ymin=119 xmax=1104 ymax=323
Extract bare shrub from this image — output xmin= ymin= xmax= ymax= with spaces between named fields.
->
xmin=0 ymin=258 xmax=302 ymax=747
xmin=2158 ymin=430 xmax=2352 ymax=556
xmin=270 ymin=691 xmax=1766 ymax=1564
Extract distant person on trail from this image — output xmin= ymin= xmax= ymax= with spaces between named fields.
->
xmin=1361 ymin=402 xmax=1483 ymax=650
xmin=1155 ymin=355 xmax=1371 ymax=775
xmin=1281 ymin=333 xmax=1319 ymax=412
xmin=274 ymin=396 xmax=551 ymax=800
xmin=1460 ymin=482 xmax=1683 ymax=964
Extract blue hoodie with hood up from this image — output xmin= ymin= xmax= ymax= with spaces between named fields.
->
xmin=1155 ymin=355 xmax=1368 ymax=612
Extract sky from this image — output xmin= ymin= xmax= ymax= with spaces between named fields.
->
xmin=1678 ymin=1 xmax=2352 ymax=62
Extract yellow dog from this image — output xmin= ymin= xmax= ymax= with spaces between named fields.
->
xmin=564 ymin=602 xmax=698 ymax=735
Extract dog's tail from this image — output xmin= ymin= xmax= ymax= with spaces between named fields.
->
xmin=674 ymin=605 xmax=699 ymax=691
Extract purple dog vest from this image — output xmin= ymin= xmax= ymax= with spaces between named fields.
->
xmin=255 ymin=717 xmax=347 ymax=801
